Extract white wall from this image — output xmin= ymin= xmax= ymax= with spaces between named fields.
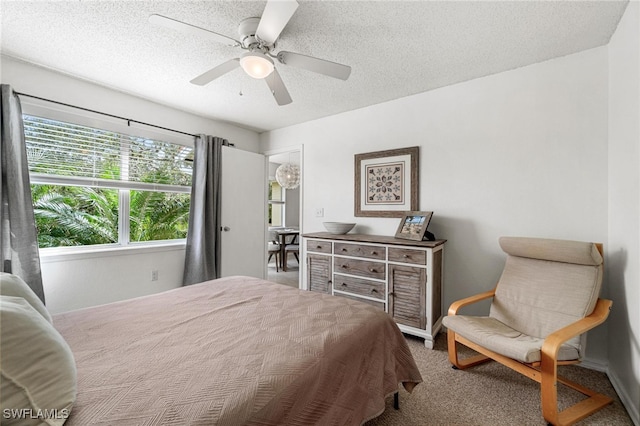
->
xmin=285 ymin=187 xmax=300 ymax=228
xmin=1 ymin=55 xmax=260 ymax=152
xmin=41 ymin=246 xmax=186 ymax=314
xmin=262 ymin=47 xmax=610 ymax=364
xmin=1 ymin=55 xmax=261 ymax=314
xmin=608 ymin=1 xmax=640 ymax=423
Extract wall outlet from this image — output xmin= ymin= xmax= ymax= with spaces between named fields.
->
xmin=315 ymin=208 xmax=324 ymax=217
xmin=151 ymin=270 xmax=158 ymax=281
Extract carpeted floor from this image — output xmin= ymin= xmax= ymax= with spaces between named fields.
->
xmin=366 ymin=333 xmax=633 ymax=426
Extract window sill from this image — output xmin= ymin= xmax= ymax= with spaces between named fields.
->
xmin=39 ymin=241 xmax=186 ymax=263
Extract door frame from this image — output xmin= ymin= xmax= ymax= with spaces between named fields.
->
xmin=263 ymin=145 xmax=304 ymax=287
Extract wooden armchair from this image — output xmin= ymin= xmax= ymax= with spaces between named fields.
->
xmin=442 ymin=237 xmax=613 ymax=425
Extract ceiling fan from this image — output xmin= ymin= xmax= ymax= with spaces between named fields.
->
xmin=149 ymin=0 xmax=351 ymax=106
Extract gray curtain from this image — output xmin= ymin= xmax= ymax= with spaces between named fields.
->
xmin=0 ymin=84 xmax=45 ymax=302
xmin=182 ymin=135 xmax=228 ymax=285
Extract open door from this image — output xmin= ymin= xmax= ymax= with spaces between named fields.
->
xmin=220 ymin=146 xmax=266 ymax=278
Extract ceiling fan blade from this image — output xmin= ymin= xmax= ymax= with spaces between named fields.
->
xmin=255 ymin=0 xmax=299 ymax=46
xmin=277 ymin=51 xmax=351 ymax=80
xmin=190 ymin=59 xmax=240 ymax=86
xmin=265 ymin=69 xmax=292 ymax=106
xmin=149 ymin=14 xmax=239 ymax=47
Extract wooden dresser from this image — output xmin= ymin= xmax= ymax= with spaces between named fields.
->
xmin=303 ymin=232 xmax=446 ymax=348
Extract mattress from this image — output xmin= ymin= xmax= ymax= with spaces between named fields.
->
xmin=53 ymin=276 xmax=422 ymax=425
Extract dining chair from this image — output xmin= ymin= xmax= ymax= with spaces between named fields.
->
xmin=267 ymin=231 xmax=280 ymax=272
xmin=283 ymin=242 xmax=299 ymax=272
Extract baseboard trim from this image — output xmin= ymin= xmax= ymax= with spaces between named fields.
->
xmin=578 ymin=358 xmax=638 ymax=425
xmin=579 ymin=357 xmax=608 ymax=372
xmin=607 ymin=369 xmax=640 ymax=426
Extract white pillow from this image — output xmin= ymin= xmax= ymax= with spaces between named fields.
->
xmin=0 ymin=272 xmax=51 ymax=323
xmin=0 ymin=296 xmax=76 ymax=425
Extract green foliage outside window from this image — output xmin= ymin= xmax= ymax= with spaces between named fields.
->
xmin=129 ymin=190 xmax=190 ymax=243
xmin=32 ymin=185 xmax=119 ymax=247
xmin=31 ymin=185 xmax=191 ymax=248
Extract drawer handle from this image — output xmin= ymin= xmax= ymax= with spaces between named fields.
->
xmin=371 ymin=289 xmax=378 ymax=294
xmin=341 ymin=248 xmax=347 ymax=252
xmin=403 ymin=254 xmax=410 ymax=258
xmin=316 ymin=245 xmax=323 ymax=249
xmin=389 ymin=292 xmax=395 ymax=297
xmin=341 ymin=265 xmax=349 ymax=269
xmin=341 ymin=283 xmax=347 ymax=287
xmin=371 ymin=251 xmax=377 ymax=255
xmin=369 ymin=268 xmax=377 ymax=273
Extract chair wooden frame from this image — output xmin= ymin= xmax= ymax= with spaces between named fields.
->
xmin=268 ymin=245 xmax=280 ymax=272
xmin=283 ymin=243 xmax=299 ymax=272
xmin=267 ymin=233 xmax=280 ymax=273
xmin=447 ymin=287 xmax=613 ymax=425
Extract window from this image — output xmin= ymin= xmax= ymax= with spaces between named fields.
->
xmin=268 ymin=180 xmax=284 ymax=227
xmin=24 ymin=115 xmax=193 ymax=249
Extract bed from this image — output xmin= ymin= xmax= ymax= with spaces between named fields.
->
xmin=50 ymin=276 xmax=422 ymax=425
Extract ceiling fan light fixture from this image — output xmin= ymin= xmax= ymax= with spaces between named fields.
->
xmin=240 ymin=51 xmax=274 ymax=79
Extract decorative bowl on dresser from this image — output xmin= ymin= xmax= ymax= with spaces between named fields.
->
xmin=322 ymin=222 xmax=356 ymax=234
xmin=303 ymin=232 xmax=446 ymax=348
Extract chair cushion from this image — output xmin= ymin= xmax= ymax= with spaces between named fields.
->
xmin=285 ymin=244 xmax=299 ymax=252
xmin=442 ymin=315 xmax=580 ymax=363
xmin=489 ymin=238 xmax=602 ymax=359
xmin=499 ymin=237 xmax=603 ymax=266
xmin=491 ymin=256 xmax=602 ymax=330
xmin=268 ymin=242 xmax=280 ymax=252
xmin=0 ymin=272 xmax=52 ymax=323
xmin=0 ymin=296 xmax=76 ymax=424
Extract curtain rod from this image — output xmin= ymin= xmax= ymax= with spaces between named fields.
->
xmin=14 ymin=91 xmax=198 ymax=138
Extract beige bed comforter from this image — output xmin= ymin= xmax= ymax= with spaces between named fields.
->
xmin=53 ymin=276 xmax=422 ymax=425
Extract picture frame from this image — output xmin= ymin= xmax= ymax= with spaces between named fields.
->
xmin=394 ymin=211 xmax=434 ymax=241
xmin=354 ymin=146 xmax=419 ymax=217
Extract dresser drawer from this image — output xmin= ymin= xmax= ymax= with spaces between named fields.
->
xmin=335 ymin=293 xmax=385 ymax=311
xmin=334 ymin=243 xmax=385 ymax=260
xmin=388 ymin=247 xmax=427 ymax=265
xmin=333 ymin=275 xmax=385 ymax=300
xmin=306 ymin=239 xmax=332 ymax=254
xmin=334 ymin=257 xmax=385 ymax=280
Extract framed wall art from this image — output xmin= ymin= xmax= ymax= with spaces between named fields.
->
xmin=354 ymin=146 xmax=419 ymax=217
xmin=394 ymin=211 xmax=433 ymax=241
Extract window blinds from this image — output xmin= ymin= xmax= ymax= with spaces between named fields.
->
xmin=24 ymin=115 xmax=193 ymax=192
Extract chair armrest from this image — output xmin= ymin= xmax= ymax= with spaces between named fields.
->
xmin=541 ymin=298 xmax=613 ymax=360
xmin=447 ymin=288 xmax=496 ymax=316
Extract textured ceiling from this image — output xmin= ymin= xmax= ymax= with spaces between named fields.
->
xmin=0 ymin=1 xmax=628 ymax=133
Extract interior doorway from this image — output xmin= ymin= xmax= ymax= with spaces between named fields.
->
xmin=266 ymin=149 xmax=301 ymax=288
